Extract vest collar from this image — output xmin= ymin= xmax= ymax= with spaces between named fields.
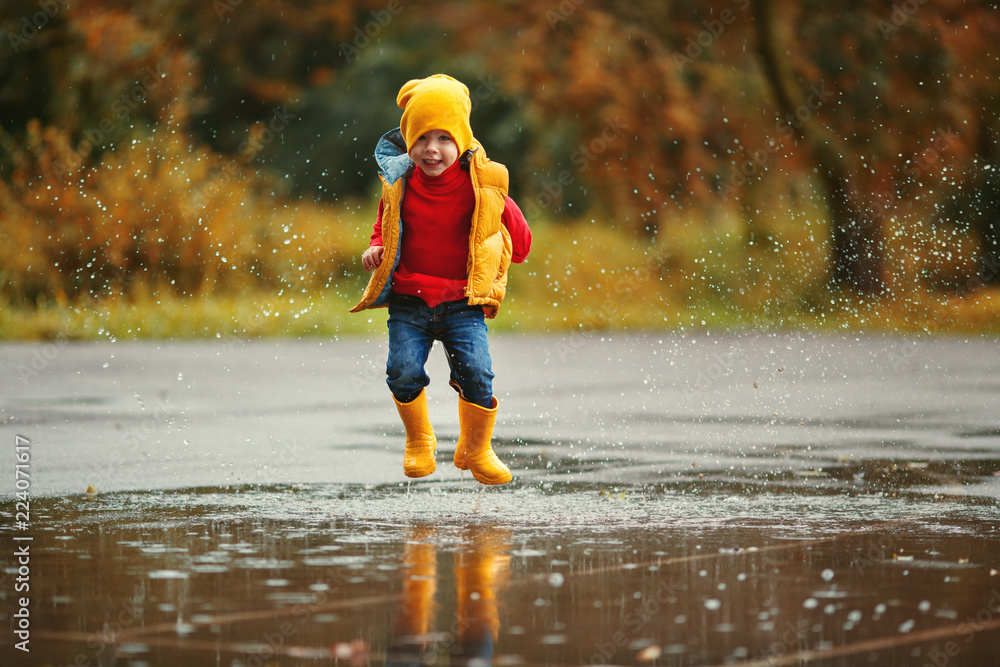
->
xmin=375 ymin=128 xmax=413 ymax=185
xmin=375 ymin=127 xmax=480 ymax=185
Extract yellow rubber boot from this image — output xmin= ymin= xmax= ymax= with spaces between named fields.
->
xmin=453 ymin=418 xmax=469 ymax=472
xmin=455 ymin=527 xmax=511 ymax=654
xmin=389 ymin=527 xmax=437 ymax=661
xmin=394 ymin=389 xmax=437 ymax=478
xmin=394 ymin=529 xmax=437 ymax=639
xmin=455 ymin=396 xmax=511 ymax=485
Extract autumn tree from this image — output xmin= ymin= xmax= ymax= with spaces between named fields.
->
xmin=431 ymin=0 xmax=1000 ymax=294
xmin=750 ymin=0 xmax=999 ymax=294
xmin=3 ymin=0 xmax=998 ymax=304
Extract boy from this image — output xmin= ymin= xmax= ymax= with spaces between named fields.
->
xmin=352 ymin=74 xmax=531 ymax=485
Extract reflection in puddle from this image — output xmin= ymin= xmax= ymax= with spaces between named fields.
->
xmin=390 ymin=526 xmax=510 ymax=665
xmin=3 ymin=483 xmax=1000 ymax=666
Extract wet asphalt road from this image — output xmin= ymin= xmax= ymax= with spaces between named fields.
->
xmin=2 ymin=332 xmax=999 ymax=497
xmin=2 ymin=332 xmax=1000 ymax=666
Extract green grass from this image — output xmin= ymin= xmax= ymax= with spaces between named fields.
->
xmin=4 ymin=217 xmax=999 ymax=341
xmin=2 ymin=282 xmax=998 ymax=342
xmin=5 ymin=116 xmax=997 ymax=341
xmin=0 ymin=288 xmax=386 ymax=341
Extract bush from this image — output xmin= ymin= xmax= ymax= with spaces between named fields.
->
xmin=0 ymin=120 xmax=362 ymax=305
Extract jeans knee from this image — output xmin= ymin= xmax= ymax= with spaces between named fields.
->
xmin=450 ymin=367 xmax=493 ymax=405
xmin=386 ymin=359 xmax=428 ymax=394
xmin=388 ymin=366 xmax=423 ymax=386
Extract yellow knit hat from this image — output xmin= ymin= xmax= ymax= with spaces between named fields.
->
xmin=397 ymin=74 xmax=474 ymax=155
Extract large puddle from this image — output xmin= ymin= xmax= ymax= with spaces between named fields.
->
xmin=5 ymin=475 xmax=1000 ymax=666
xmin=3 ymin=335 xmax=1000 ymax=664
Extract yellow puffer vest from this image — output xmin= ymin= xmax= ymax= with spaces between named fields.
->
xmin=351 ymin=131 xmax=513 ymax=319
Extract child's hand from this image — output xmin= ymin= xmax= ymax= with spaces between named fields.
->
xmin=362 ymin=245 xmax=384 ymax=272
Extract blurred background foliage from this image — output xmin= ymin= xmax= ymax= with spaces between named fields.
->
xmin=1 ymin=0 xmax=999 ymax=338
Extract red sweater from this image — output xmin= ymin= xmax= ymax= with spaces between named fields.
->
xmin=370 ymin=160 xmax=532 ymax=307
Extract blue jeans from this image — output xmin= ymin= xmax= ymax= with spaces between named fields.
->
xmin=386 ymin=293 xmax=494 ymax=409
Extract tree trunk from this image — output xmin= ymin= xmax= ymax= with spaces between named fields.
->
xmin=976 ymin=104 xmax=1000 ymax=287
xmin=751 ymin=0 xmax=883 ymax=295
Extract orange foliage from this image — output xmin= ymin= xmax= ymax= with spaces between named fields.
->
xmin=436 ymin=0 xmax=999 ymax=240
xmin=0 ymin=120 xmax=353 ymax=305
xmin=3 ymin=0 xmax=999 ymax=310
xmin=0 ymin=0 xmax=380 ymax=306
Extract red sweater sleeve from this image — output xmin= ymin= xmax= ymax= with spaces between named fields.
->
xmin=369 ymin=199 xmax=384 ymax=247
xmin=502 ymin=196 xmax=532 ymax=263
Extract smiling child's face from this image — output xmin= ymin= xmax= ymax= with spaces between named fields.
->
xmin=408 ymin=129 xmax=459 ymax=177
